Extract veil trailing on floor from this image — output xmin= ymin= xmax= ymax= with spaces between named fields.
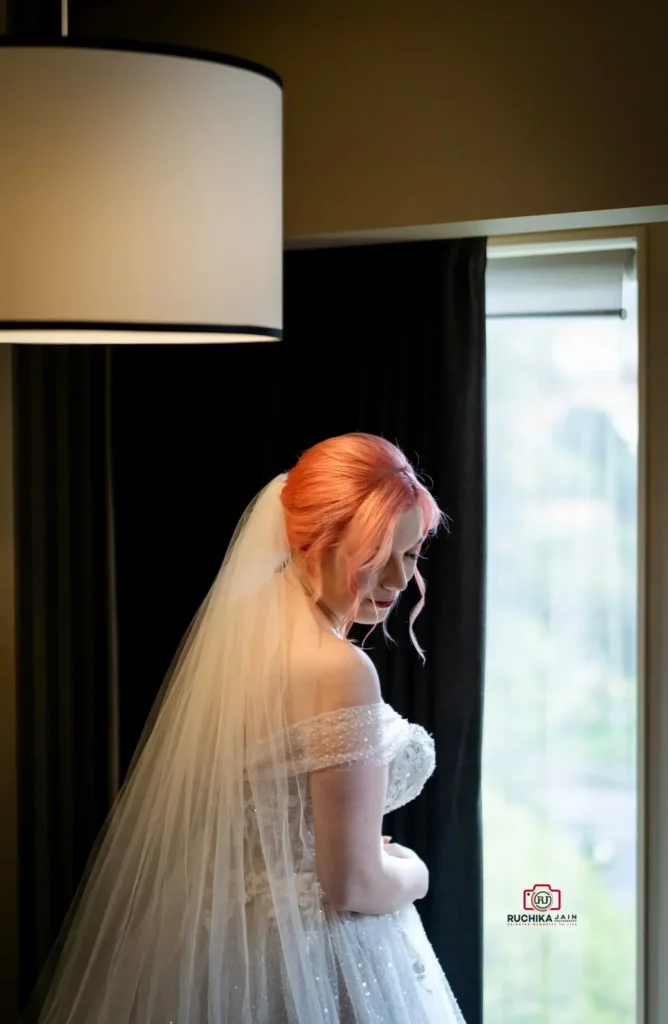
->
xmin=29 ymin=472 xmax=372 ymax=1023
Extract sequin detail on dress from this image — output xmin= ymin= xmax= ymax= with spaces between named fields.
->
xmin=238 ymin=702 xmax=465 ymax=1023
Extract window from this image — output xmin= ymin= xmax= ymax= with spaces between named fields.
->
xmin=483 ymin=241 xmax=639 ymax=1022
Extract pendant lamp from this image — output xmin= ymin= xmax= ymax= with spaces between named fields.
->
xmin=0 ymin=3 xmax=283 ymax=344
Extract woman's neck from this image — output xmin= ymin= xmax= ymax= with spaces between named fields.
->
xmin=284 ymin=563 xmax=345 ymax=639
xmin=314 ymin=596 xmax=344 ymax=638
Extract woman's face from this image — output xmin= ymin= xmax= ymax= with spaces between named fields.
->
xmin=321 ymin=505 xmax=425 ymax=626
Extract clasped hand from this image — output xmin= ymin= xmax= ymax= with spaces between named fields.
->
xmin=381 ymin=835 xmax=429 ymax=900
xmin=382 ymin=836 xmax=418 ymax=860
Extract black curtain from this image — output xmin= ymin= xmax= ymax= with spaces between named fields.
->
xmin=14 ymin=347 xmax=119 ymax=1013
xmin=111 ymin=238 xmax=486 ymax=1022
xmin=17 ymin=237 xmax=486 ymax=1022
xmin=285 ymin=240 xmax=487 ymax=1024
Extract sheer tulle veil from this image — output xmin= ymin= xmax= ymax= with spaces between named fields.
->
xmin=25 ymin=472 xmax=349 ymax=1023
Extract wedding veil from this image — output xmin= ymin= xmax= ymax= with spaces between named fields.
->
xmin=29 ymin=472 xmax=359 ymax=1023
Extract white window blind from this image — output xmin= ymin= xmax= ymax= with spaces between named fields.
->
xmin=486 ymin=246 xmax=636 ymax=319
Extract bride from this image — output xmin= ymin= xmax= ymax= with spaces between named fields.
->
xmin=30 ymin=432 xmax=466 ymax=1023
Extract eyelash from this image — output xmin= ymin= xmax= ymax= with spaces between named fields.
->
xmin=365 ymin=551 xmax=421 ymax=568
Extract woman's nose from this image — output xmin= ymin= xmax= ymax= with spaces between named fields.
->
xmin=380 ymin=555 xmax=408 ymax=592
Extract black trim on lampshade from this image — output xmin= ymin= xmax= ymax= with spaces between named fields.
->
xmin=0 ymin=322 xmax=283 ymax=340
xmin=0 ymin=36 xmax=283 ymax=88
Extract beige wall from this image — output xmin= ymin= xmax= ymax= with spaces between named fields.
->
xmin=80 ymin=0 xmax=668 ymax=238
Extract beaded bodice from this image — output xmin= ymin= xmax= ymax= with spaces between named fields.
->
xmin=242 ymin=703 xmax=435 ymax=911
xmin=288 ymin=702 xmax=436 ymax=818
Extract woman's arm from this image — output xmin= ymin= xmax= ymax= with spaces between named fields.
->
xmin=311 ymin=759 xmax=429 ymax=914
xmin=307 ymin=643 xmax=429 ymax=915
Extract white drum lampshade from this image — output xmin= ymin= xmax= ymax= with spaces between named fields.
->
xmin=0 ymin=40 xmax=283 ymax=343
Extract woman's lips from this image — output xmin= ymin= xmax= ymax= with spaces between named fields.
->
xmin=366 ymin=599 xmax=393 ymax=608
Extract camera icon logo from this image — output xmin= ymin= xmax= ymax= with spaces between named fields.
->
xmin=523 ymin=884 xmax=561 ymax=912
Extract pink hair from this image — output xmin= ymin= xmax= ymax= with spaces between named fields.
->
xmin=281 ymin=433 xmax=448 ymax=662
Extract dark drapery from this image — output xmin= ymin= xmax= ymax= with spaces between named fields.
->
xmin=111 ymin=238 xmax=486 ymax=1022
xmin=284 ymin=241 xmax=487 ymax=1024
xmin=14 ymin=347 xmax=119 ymax=1013
xmin=17 ymin=237 xmax=486 ymax=1022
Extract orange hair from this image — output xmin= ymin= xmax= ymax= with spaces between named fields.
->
xmin=281 ymin=433 xmax=448 ymax=661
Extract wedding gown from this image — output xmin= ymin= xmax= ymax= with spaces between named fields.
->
xmin=30 ymin=474 xmax=465 ymax=1024
xmin=242 ymin=700 xmax=467 ymax=1023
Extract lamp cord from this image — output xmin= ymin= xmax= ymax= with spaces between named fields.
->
xmin=61 ymin=0 xmax=68 ymax=37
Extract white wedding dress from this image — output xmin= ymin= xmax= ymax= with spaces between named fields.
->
xmin=242 ymin=701 xmax=467 ymax=1023
xmin=31 ymin=476 xmax=466 ymax=1024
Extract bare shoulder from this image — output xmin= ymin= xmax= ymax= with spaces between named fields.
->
xmin=318 ymin=637 xmax=380 ymax=697
xmin=287 ymin=635 xmax=381 ymax=720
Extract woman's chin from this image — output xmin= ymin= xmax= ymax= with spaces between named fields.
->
xmin=353 ymin=602 xmax=392 ymax=625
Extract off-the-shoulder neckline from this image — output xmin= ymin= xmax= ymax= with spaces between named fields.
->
xmin=284 ymin=700 xmax=402 ymax=732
